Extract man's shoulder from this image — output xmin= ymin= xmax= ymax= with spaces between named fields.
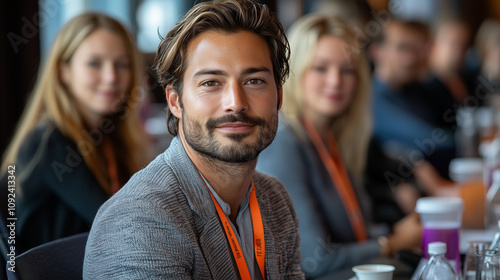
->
xmin=253 ymin=171 xmax=281 ymax=187
xmin=253 ymin=171 xmax=300 ymax=240
xmin=253 ymin=171 xmax=294 ymax=208
xmin=94 ymin=154 xmax=186 ymax=220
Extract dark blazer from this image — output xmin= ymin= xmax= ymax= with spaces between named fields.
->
xmin=257 ymin=121 xmax=381 ymax=279
xmin=15 ymin=121 xmax=108 ymax=252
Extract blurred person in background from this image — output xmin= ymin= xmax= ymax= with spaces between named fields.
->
xmin=257 ymin=14 xmax=422 ymax=279
xmin=474 ymin=18 xmax=500 ymax=101
xmin=0 ymin=13 xmax=150 ymax=253
xmin=410 ymin=21 xmax=433 ymax=80
xmin=371 ymin=16 xmax=485 ymax=229
xmin=371 ymin=18 xmax=457 ymax=178
xmin=427 ymin=15 xmax=474 ymax=105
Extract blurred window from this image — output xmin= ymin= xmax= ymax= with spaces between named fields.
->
xmin=136 ymin=0 xmax=181 ymax=53
xmin=389 ymin=0 xmax=437 ymax=24
xmin=39 ymin=0 xmax=190 ymax=59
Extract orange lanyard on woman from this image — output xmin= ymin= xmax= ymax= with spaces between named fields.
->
xmin=102 ymin=138 xmax=121 ymax=194
xmin=196 ymin=170 xmax=266 ymax=280
xmin=303 ymin=120 xmax=368 ymax=241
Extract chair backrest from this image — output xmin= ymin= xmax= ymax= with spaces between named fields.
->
xmin=6 ymin=232 xmax=89 ymax=280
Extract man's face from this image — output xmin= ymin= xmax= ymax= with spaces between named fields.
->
xmin=380 ymin=23 xmax=422 ymax=85
xmin=172 ymin=30 xmax=280 ymax=163
xmin=433 ymin=23 xmax=470 ymax=72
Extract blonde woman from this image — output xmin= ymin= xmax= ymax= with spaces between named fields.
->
xmin=1 ymin=13 xmax=150 ymax=252
xmin=257 ymin=14 xmax=421 ymax=278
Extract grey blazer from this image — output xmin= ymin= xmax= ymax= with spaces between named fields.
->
xmin=83 ymin=137 xmax=304 ymax=279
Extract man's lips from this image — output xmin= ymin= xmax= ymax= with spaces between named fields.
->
xmin=216 ymin=122 xmax=256 ymax=133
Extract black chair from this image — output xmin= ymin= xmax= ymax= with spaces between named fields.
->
xmin=6 ymin=232 xmax=89 ymax=280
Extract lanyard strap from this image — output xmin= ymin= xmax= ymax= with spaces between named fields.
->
xmin=102 ymin=138 xmax=121 ymax=194
xmin=303 ymin=120 xmax=368 ymax=241
xmin=196 ymin=170 xmax=265 ymax=280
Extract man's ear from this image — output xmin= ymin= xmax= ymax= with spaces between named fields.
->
xmin=166 ymin=85 xmax=182 ymax=119
xmin=277 ymin=86 xmax=283 ymax=110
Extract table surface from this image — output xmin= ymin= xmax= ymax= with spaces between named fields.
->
xmin=315 ymin=228 xmax=498 ymax=280
xmin=315 ymin=257 xmax=413 ymax=280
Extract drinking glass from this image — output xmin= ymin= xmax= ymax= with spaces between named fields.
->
xmin=463 ymin=241 xmax=490 ymax=280
xmin=482 ymin=249 xmax=500 ymax=280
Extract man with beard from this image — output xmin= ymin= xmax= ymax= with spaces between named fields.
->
xmin=84 ymin=1 xmax=304 ymax=279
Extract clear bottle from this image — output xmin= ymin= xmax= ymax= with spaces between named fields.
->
xmin=418 ymin=242 xmax=459 ymax=280
xmin=486 ymin=171 xmax=500 ymax=229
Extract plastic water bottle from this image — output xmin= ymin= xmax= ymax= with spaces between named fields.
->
xmin=418 ymin=242 xmax=459 ymax=280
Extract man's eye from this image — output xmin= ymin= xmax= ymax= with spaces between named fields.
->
xmin=201 ymin=81 xmax=221 ymax=87
xmin=246 ymin=79 xmax=263 ymax=85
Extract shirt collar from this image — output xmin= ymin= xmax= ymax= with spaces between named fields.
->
xmin=198 ymin=172 xmax=253 ymax=217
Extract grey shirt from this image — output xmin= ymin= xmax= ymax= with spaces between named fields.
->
xmin=84 ymin=136 xmax=304 ymax=279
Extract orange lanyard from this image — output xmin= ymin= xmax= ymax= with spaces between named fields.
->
xmin=102 ymin=138 xmax=121 ymax=194
xmin=303 ymin=120 xmax=368 ymax=241
xmin=196 ymin=170 xmax=266 ymax=280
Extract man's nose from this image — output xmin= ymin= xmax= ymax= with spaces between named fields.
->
xmin=223 ymin=82 xmax=248 ymax=114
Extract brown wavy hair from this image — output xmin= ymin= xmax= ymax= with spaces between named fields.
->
xmin=154 ymin=0 xmax=290 ymax=136
xmin=1 ymin=12 xmax=150 ymax=195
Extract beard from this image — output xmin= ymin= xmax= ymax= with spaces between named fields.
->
xmin=182 ymin=111 xmax=278 ymax=163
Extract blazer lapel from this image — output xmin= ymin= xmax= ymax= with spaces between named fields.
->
xmin=256 ymin=186 xmax=279 ymax=279
xmin=165 ymin=137 xmax=239 ymax=279
xmin=198 ymin=216 xmax=239 ymax=279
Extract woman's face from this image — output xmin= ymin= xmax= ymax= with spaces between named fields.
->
xmin=302 ymin=35 xmax=357 ymax=119
xmin=61 ymin=29 xmax=131 ymax=123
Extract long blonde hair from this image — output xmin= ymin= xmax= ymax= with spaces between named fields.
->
xmin=1 ymin=12 xmax=149 ymax=195
xmin=283 ymin=14 xmax=372 ymax=178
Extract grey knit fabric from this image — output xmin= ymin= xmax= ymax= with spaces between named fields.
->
xmin=83 ymin=137 xmax=305 ymax=279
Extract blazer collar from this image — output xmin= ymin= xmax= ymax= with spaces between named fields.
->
xmin=162 ymin=137 xmax=215 ymax=218
xmin=163 ymin=137 xmax=239 ymax=278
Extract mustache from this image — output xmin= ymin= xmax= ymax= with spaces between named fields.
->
xmin=206 ymin=114 xmax=265 ymax=129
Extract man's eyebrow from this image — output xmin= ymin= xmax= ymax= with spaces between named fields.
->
xmin=242 ymin=67 xmax=272 ymax=76
xmin=192 ymin=67 xmax=272 ymax=78
xmin=193 ymin=69 xmax=227 ymax=78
